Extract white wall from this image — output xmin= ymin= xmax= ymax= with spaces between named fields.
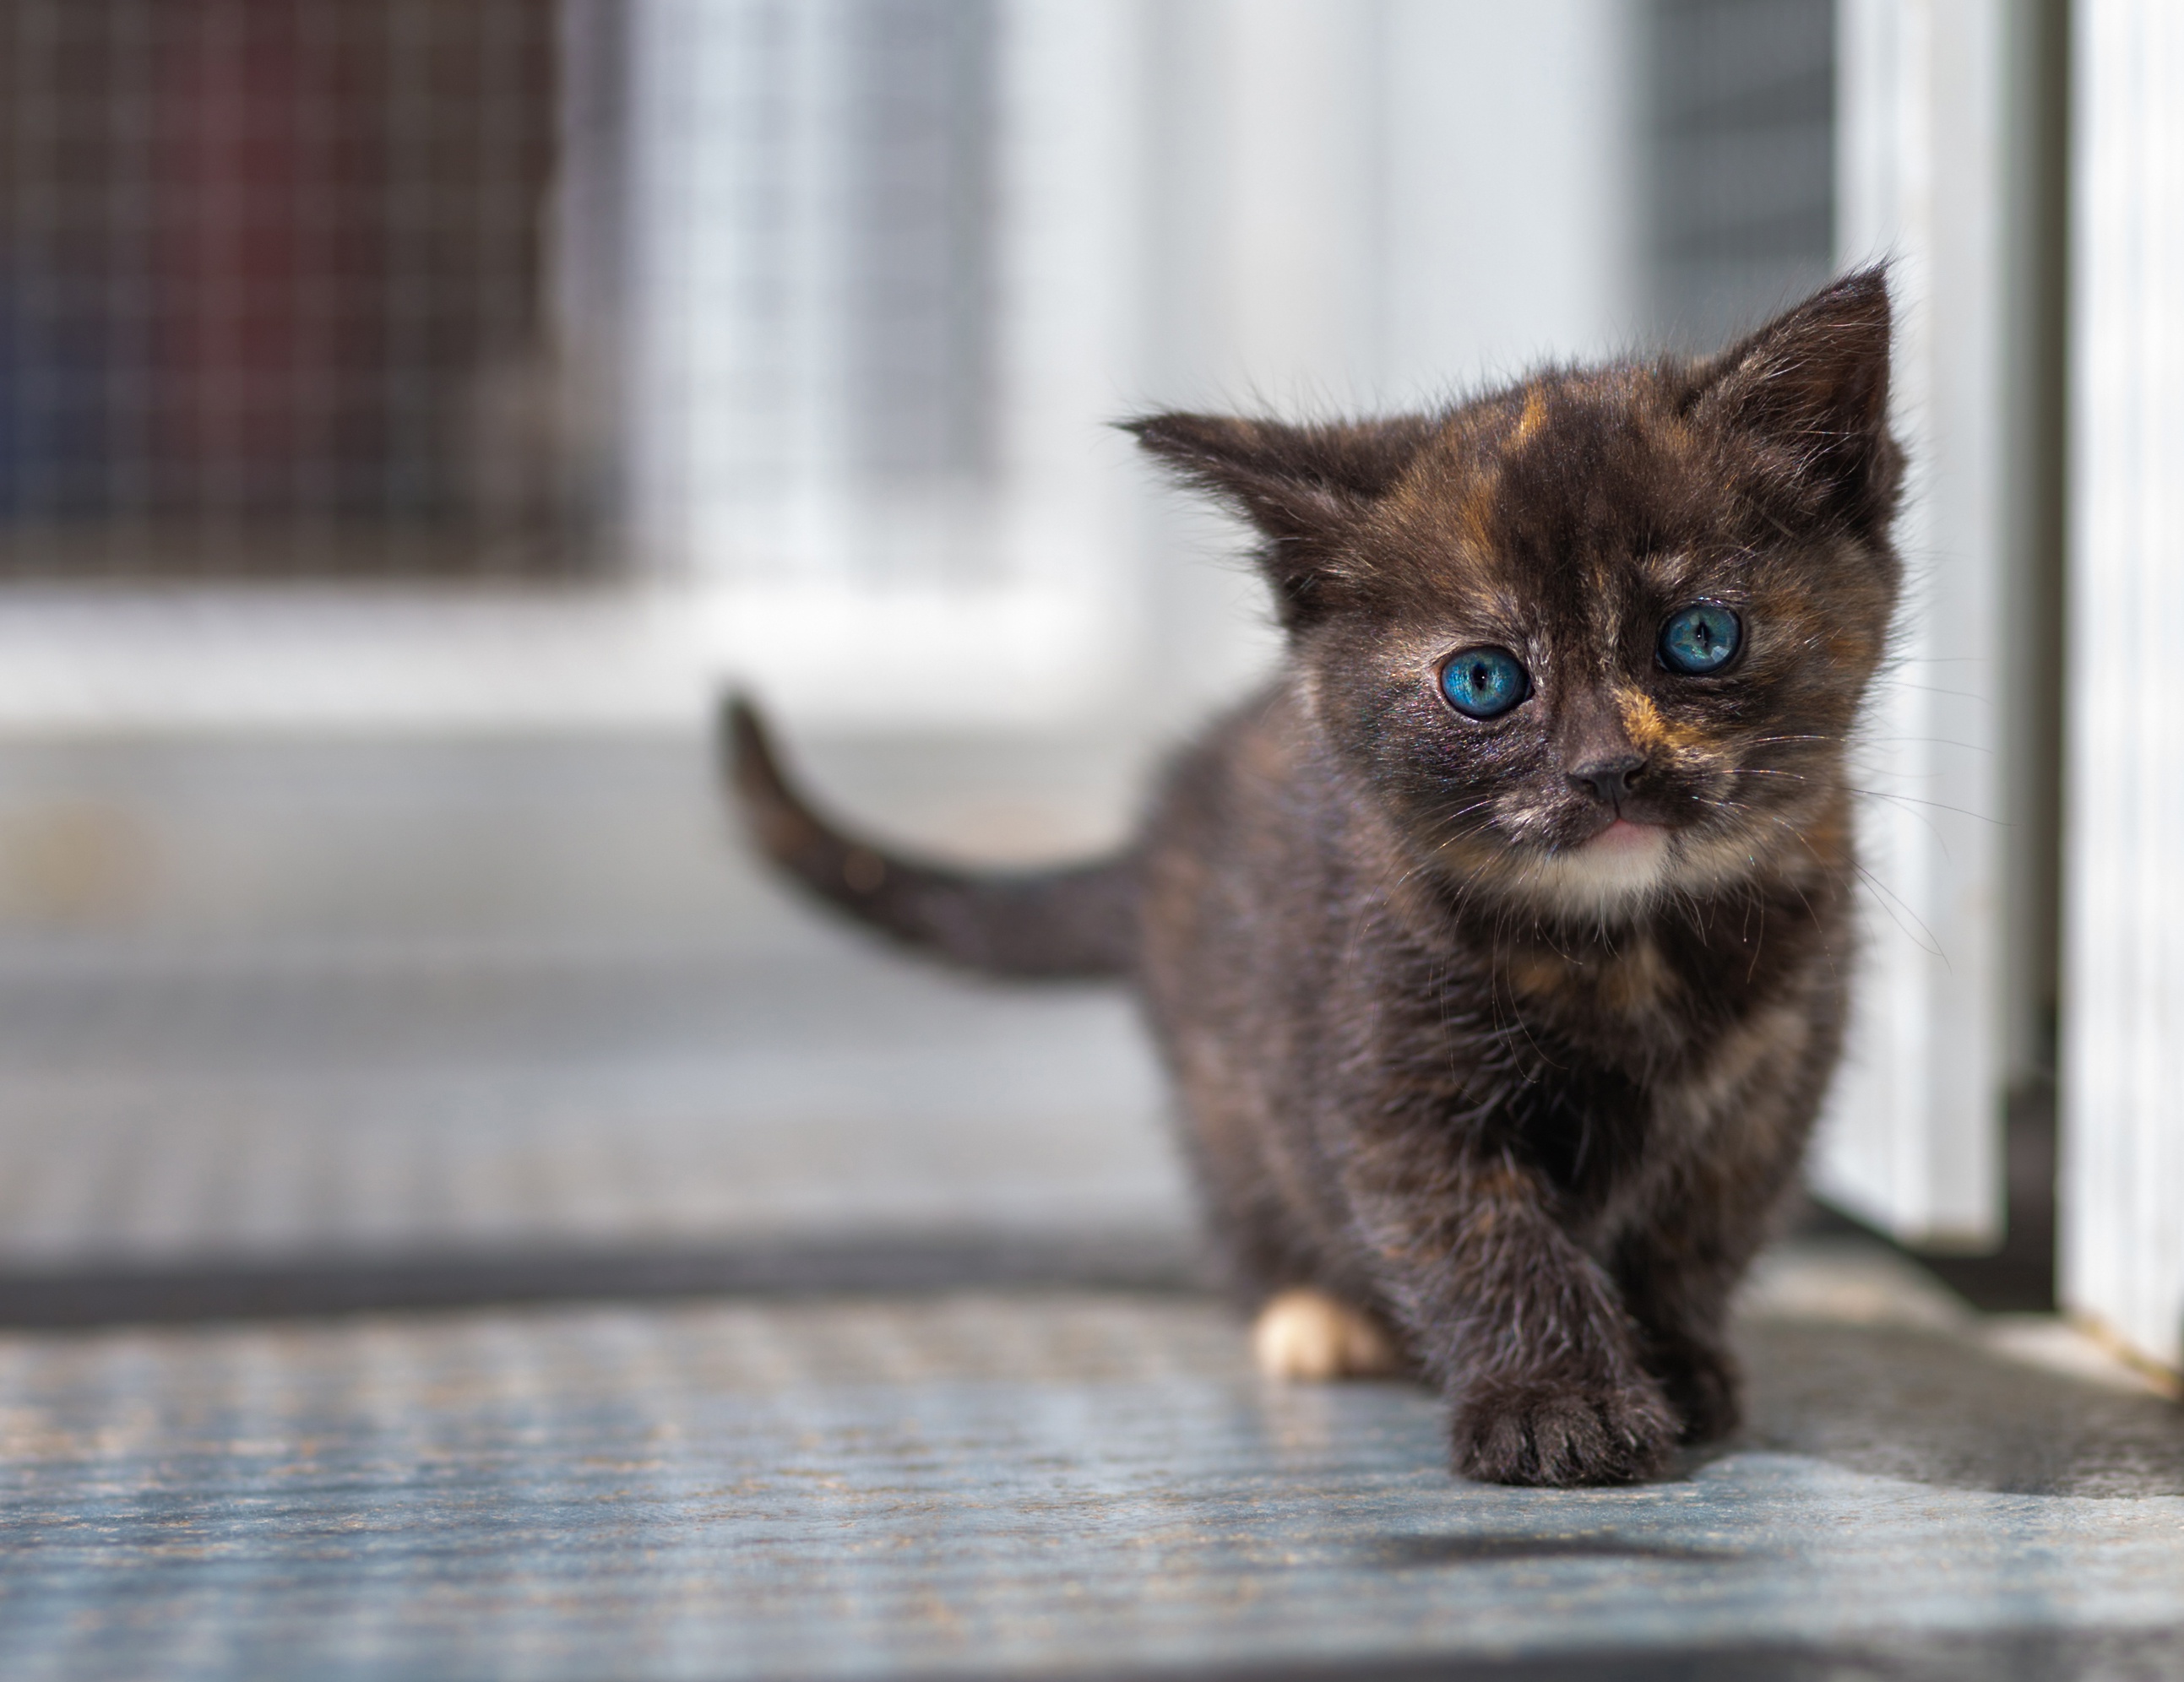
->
xmin=1374 ymin=1 xmax=1644 ymax=400
xmin=2061 ymin=0 xmax=2184 ymax=1375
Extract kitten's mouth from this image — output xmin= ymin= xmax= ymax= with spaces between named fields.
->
xmin=1584 ymin=817 xmax=1669 ymax=856
xmin=1490 ymin=812 xmax=1674 ymax=918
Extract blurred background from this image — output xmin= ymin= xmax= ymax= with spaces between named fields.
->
xmin=0 ymin=0 xmax=2171 ymax=1382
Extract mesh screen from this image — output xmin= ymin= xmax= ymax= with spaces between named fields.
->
xmin=626 ymin=0 xmax=1006 ymax=587
xmin=0 ymin=0 xmax=581 ymax=577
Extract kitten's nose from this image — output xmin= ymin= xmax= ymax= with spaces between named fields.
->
xmin=1568 ymin=753 xmax=1645 ymax=806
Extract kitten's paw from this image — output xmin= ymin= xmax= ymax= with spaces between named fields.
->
xmin=1251 ymin=1289 xmax=1404 ymax=1381
xmin=1658 ymin=1343 xmax=1742 ymax=1445
xmin=1451 ymin=1375 xmax=1676 ymax=1486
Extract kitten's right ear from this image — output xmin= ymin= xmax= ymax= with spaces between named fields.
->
xmin=1124 ymin=412 xmax=1434 ymax=624
xmin=1687 ymin=265 xmax=1902 ymax=534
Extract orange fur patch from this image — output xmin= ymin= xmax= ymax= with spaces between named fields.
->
xmin=1458 ymin=473 xmax=1499 ymax=547
xmin=1615 ymin=687 xmax=1709 ymax=754
xmin=1506 ymin=950 xmax=1573 ymax=998
xmin=1513 ymin=386 xmax=1549 ymax=444
xmin=1601 ymin=937 xmax=1669 ymax=1013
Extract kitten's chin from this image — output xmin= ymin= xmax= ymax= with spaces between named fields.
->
xmin=1520 ymin=819 xmax=1673 ymax=918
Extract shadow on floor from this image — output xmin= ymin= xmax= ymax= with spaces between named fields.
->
xmin=1102 ymin=1624 xmax=2184 ymax=1682
xmin=1369 ymin=1533 xmax=1747 ymax=1567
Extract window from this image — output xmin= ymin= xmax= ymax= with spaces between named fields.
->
xmin=0 ymin=0 xmax=570 ymax=576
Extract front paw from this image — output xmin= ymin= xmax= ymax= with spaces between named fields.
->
xmin=1451 ymin=1374 xmax=1676 ymax=1486
xmin=1657 ymin=1341 xmax=1742 ymax=1446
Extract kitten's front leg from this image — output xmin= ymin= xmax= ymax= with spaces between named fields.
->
xmin=1350 ymin=1153 xmax=1676 ymax=1486
xmin=1612 ymin=1148 xmax=1802 ymax=1446
xmin=1616 ymin=1245 xmax=1743 ymax=1446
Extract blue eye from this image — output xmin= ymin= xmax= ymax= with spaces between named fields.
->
xmin=1660 ymin=602 xmax=1742 ymax=674
xmin=1439 ymin=647 xmax=1529 ymax=719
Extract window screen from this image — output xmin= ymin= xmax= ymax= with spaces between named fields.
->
xmin=626 ymin=0 xmax=1005 ymax=587
xmin=0 ymin=0 xmax=576 ymax=578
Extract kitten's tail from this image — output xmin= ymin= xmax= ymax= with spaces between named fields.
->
xmin=721 ymin=697 xmax=1140 ymax=981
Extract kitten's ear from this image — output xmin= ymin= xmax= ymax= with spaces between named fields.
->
xmin=1689 ymin=266 xmax=1902 ymax=533
xmin=1124 ymin=411 xmax=1434 ymax=623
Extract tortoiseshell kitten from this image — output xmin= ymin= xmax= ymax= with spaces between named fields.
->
xmin=729 ymin=269 xmax=1902 ymax=1487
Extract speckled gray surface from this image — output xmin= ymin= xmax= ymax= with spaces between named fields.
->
xmin=0 ymin=732 xmax=1182 ymax=1268
xmin=0 ymin=1282 xmax=2179 ymax=1680
xmin=0 ymin=738 xmax=2176 ymax=1679
xmin=0 ymin=944 xmax=1183 ymax=1269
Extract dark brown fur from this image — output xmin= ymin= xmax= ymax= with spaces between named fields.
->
xmin=727 ymin=270 xmax=1903 ymax=1487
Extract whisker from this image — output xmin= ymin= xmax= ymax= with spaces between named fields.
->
xmin=1851 ymin=860 xmax=1948 ymax=962
xmin=1845 ymin=789 xmax=2003 ymax=827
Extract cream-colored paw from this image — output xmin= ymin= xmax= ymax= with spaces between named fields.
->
xmin=1251 ymin=1288 xmax=1403 ymax=1381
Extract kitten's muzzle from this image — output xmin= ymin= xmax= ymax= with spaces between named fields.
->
xmin=1567 ymin=752 xmax=1646 ymax=807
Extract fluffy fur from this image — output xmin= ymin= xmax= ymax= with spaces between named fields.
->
xmin=728 ymin=269 xmax=1903 ymax=1486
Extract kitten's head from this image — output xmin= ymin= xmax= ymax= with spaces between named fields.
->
xmin=1130 ymin=269 xmax=1902 ymax=922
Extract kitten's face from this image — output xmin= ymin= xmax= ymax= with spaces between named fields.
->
xmin=1314 ymin=376 xmax=1897 ymax=917
xmin=1133 ymin=270 xmax=1902 ymax=923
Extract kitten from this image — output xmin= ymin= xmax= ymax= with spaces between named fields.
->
xmin=727 ymin=269 xmax=1902 ymax=1487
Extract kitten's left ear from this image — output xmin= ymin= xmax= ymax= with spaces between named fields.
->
xmin=1124 ymin=411 xmax=1434 ymax=624
xmin=1689 ymin=265 xmax=1903 ymax=534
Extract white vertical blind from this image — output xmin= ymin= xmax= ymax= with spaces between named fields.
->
xmin=624 ymin=0 xmax=1125 ymax=589
xmin=618 ymin=0 xmax=1143 ymax=728
xmin=2062 ymin=0 xmax=2184 ymax=1375
xmin=1813 ymin=0 xmax=2007 ymax=1245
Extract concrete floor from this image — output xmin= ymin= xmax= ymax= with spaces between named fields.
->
xmin=0 ymin=735 xmax=2175 ymax=1679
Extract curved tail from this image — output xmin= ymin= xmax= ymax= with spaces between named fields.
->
xmin=721 ymin=697 xmax=1140 ymax=981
